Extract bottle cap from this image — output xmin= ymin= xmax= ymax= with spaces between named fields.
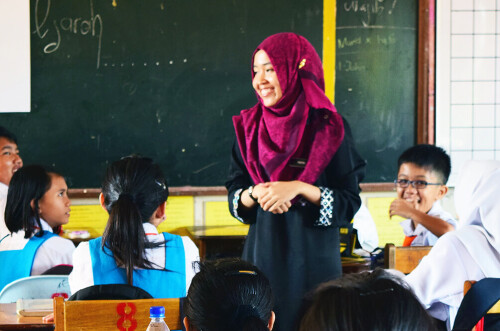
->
xmin=150 ymin=306 xmax=165 ymax=318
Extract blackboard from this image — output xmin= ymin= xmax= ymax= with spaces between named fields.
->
xmin=1 ymin=0 xmax=324 ymax=187
xmin=334 ymin=0 xmax=418 ymax=182
xmin=0 ymin=0 xmax=419 ymax=187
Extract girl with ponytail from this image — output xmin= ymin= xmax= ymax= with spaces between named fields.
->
xmin=184 ymin=258 xmax=275 ymax=331
xmin=69 ymin=156 xmax=199 ymax=297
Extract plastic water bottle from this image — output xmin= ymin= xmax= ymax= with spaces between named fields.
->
xmin=146 ymin=306 xmax=170 ymax=331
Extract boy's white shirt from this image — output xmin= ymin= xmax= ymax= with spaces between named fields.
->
xmin=69 ymin=222 xmax=200 ymax=295
xmin=0 ymin=182 xmax=9 ymax=239
xmin=399 ymin=200 xmax=457 ymax=246
xmin=0 ymin=218 xmax=75 ymax=275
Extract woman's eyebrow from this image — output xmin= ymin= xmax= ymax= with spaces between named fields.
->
xmin=253 ymin=62 xmax=272 ymax=67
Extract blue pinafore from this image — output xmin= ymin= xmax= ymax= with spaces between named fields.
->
xmin=89 ymin=232 xmax=186 ymax=298
xmin=0 ymin=231 xmax=57 ymax=290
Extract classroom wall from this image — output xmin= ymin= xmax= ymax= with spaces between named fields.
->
xmin=436 ymin=0 xmax=500 ymax=185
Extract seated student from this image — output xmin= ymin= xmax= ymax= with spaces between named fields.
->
xmin=69 ymin=156 xmax=199 ymax=297
xmin=183 ymin=258 xmax=275 ymax=331
xmin=389 ymin=144 xmax=456 ymax=246
xmin=0 ymin=165 xmax=74 ymax=290
xmin=299 ymin=268 xmax=437 ymax=331
xmin=0 ymin=126 xmax=23 ymax=239
xmin=406 ymin=160 xmax=500 ymax=329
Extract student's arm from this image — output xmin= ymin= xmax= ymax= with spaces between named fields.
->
xmin=390 ymin=199 xmax=455 ymax=237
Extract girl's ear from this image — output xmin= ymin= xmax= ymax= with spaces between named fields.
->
xmin=155 ymin=201 xmax=166 ymax=219
xmin=268 ymin=311 xmax=276 ymax=330
xmin=30 ymin=199 xmax=36 ymax=212
xmin=99 ymin=193 xmax=106 ymax=210
xmin=183 ymin=317 xmax=191 ymax=331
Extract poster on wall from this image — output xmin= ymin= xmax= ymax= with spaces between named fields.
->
xmin=0 ymin=0 xmax=30 ymax=113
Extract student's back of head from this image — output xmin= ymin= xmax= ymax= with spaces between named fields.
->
xmin=101 ymin=156 xmax=169 ymax=284
xmin=299 ymin=268 xmax=437 ymax=331
xmin=398 ymin=144 xmax=451 ymax=184
xmin=183 ymin=258 xmax=275 ymax=331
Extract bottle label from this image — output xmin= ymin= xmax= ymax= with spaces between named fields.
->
xmin=146 ymin=322 xmax=170 ymax=331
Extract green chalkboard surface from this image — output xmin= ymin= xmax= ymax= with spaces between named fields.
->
xmin=1 ymin=0 xmax=324 ymax=187
xmin=334 ymin=0 xmax=418 ymax=182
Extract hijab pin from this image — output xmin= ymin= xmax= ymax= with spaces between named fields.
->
xmin=299 ymin=58 xmax=306 ymax=69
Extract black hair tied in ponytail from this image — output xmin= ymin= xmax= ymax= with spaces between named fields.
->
xmin=101 ymin=156 xmax=169 ymax=285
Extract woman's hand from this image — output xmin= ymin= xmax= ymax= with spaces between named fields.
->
xmin=258 ymin=181 xmax=298 ymax=213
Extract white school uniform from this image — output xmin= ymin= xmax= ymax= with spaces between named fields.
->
xmin=0 ymin=218 xmax=75 ymax=275
xmin=0 ymin=182 xmax=9 ymax=239
xmin=399 ymin=201 xmax=457 ymax=246
xmin=69 ymin=222 xmax=200 ymax=295
xmin=352 ymin=202 xmax=379 ymax=252
xmin=406 ymin=161 xmax=500 ymax=330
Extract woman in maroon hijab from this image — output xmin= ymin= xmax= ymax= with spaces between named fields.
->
xmin=226 ymin=33 xmax=366 ymax=331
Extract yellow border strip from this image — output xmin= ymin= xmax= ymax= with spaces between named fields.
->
xmin=323 ymin=0 xmax=336 ymax=103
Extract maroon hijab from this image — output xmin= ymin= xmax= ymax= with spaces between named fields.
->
xmin=233 ymin=33 xmax=344 ymax=185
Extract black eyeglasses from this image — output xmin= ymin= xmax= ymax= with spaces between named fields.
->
xmin=394 ymin=179 xmax=442 ymax=189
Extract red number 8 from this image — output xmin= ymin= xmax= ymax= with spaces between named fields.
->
xmin=116 ymin=302 xmax=137 ymax=331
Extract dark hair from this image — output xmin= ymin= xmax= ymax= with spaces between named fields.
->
xmin=184 ymin=258 xmax=274 ymax=331
xmin=101 ymin=156 xmax=169 ymax=285
xmin=5 ymin=165 xmax=60 ymax=238
xmin=299 ymin=268 xmax=437 ymax=331
xmin=0 ymin=126 xmax=18 ymax=144
xmin=398 ymin=144 xmax=451 ymax=184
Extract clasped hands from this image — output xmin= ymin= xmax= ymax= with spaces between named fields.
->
xmin=251 ymin=181 xmax=300 ymax=214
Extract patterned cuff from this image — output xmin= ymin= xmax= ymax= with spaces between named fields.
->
xmin=315 ymin=187 xmax=334 ymax=227
xmin=231 ymin=188 xmax=245 ymax=223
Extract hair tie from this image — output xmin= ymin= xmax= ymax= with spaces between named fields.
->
xmin=224 ymin=270 xmax=257 ymax=276
xmin=155 ymin=179 xmax=167 ymax=190
xmin=118 ymin=192 xmax=135 ymax=202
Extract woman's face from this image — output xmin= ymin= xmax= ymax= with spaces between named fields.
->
xmin=252 ymin=50 xmax=282 ymax=107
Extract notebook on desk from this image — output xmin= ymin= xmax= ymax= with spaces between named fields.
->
xmin=16 ymin=299 xmax=53 ymax=317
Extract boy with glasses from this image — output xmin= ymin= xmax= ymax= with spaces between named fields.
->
xmin=389 ymin=144 xmax=456 ymax=246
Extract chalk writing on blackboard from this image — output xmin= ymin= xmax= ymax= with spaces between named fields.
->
xmin=33 ymin=0 xmax=103 ymax=68
xmin=342 ymin=0 xmax=399 ymax=26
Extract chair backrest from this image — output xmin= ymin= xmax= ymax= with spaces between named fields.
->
xmin=0 ymin=275 xmax=70 ymax=303
xmin=53 ymin=296 xmax=183 ymax=331
xmin=452 ymin=279 xmax=500 ymax=331
xmin=68 ymin=284 xmax=153 ymax=301
xmin=384 ymin=243 xmax=432 ymax=274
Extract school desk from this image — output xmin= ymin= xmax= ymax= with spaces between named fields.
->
xmin=0 ymin=303 xmax=53 ymax=330
xmin=184 ymin=225 xmax=371 ymax=273
xmin=184 ymin=225 xmax=247 ymax=260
